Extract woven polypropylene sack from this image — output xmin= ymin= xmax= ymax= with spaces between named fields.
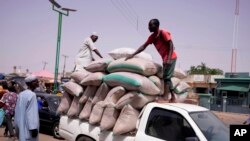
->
xmin=62 ymin=81 xmax=84 ymax=97
xmin=79 ymin=86 xmax=98 ymax=104
xmin=100 ymin=103 xmax=119 ymax=131
xmin=80 ymin=72 xmax=105 ymax=86
xmin=104 ymin=86 xmax=126 ymax=104
xmin=67 ymin=96 xmax=83 ymax=118
xmin=174 ymin=81 xmax=191 ymax=94
xmin=113 ymin=105 xmax=139 ymax=135
xmin=84 ymin=59 xmax=112 ymax=72
xmin=171 ymin=77 xmax=181 ymax=89
xmin=79 ymin=99 xmax=93 ymax=120
xmin=115 ymin=92 xmax=136 ymax=109
xmin=130 ymin=93 xmax=156 ymax=109
xmin=148 ymin=76 xmax=164 ymax=95
xmin=108 ymin=47 xmax=153 ymax=60
xmin=57 ymin=92 xmax=73 ymax=114
xmin=89 ymin=101 xmax=108 ymax=125
xmin=103 ymin=72 xmax=160 ymax=95
xmin=92 ymin=83 xmax=110 ymax=104
xmin=70 ymin=69 xmax=90 ymax=83
xmin=107 ymin=58 xmax=159 ymax=76
xmin=173 ymin=68 xmax=187 ymax=79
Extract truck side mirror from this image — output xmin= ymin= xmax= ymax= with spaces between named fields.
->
xmin=185 ymin=137 xmax=199 ymax=141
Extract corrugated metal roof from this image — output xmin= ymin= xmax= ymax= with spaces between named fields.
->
xmin=217 ymin=85 xmax=249 ymax=92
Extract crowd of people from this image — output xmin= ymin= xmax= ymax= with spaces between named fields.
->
xmin=0 ymin=75 xmax=40 ymax=141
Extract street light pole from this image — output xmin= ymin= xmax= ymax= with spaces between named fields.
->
xmin=49 ymin=0 xmax=76 ymax=92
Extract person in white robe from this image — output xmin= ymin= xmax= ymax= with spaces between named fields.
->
xmin=74 ymin=32 xmax=103 ymax=71
xmin=14 ymin=75 xmax=40 ymax=141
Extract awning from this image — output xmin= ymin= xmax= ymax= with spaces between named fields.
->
xmin=217 ymin=85 xmax=249 ymax=92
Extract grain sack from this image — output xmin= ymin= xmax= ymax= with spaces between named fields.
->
xmin=175 ymin=92 xmax=188 ymax=103
xmin=115 ymin=92 xmax=136 ymax=109
xmin=148 ymin=76 xmax=164 ymax=95
xmin=103 ymin=72 xmax=160 ymax=95
xmin=108 ymin=47 xmax=153 ymax=61
xmin=130 ymin=93 xmax=156 ymax=109
xmin=174 ymin=81 xmax=191 ymax=94
xmin=100 ymin=103 xmax=119 ymax=131
xmin=107 ymin=58 xmax=159 ymax=76
xmin=89 ymin=101 xmax=108 ymax=125
xmin=67 ymin=96 xmax=83 ymax=118
xmin=80 ymin=72 xmax=105 ymax=86
xmin=79 ymin=99 xmax=93 ymax=120
xmin=62 ymin=81 xmax=84 ymax=97
xmin=79 ymin=86 xmax=98 ymax=104
xmin=171 ymin=77 xmax=181 ymax=88
xmin=113 ymin=105 xmax=139 ymax=135
xmin=70 ymin=69 xmax=90 ymax=83
xmin=154 ymin=63 xmax=163 ymax=78
xmin=104 ymin=86 xmax=126 ymax=104
xmin=92 ymin=83 xmax=110 ymax=104
xmin=173 ymin=68 xmax=187 ymax=79
xmin=57 ymin=92 xmax=73 ymax=114
xmin=84 ymin=59 xmax=112 ymax=72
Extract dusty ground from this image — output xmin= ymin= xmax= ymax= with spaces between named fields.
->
xmin=0 ymin=111 xmax=248 ymax=141
xmin=0 ymin=127 xmax=64 ymax=141
xmin=212 ymin=111 xmax=249 ymax=127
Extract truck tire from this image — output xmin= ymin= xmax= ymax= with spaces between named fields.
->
xmin=76 ymin=136 xmax=95 ymax=141
xmin=53 ymin=122 xmax=62 ymax=139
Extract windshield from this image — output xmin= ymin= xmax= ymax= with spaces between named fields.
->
xmin=47 ymin=96 xmax=60 ymax=112
xmin=190 ymin=111 xmax=229 ymax=141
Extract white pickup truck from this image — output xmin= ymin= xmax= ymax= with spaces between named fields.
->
xmin=59 ymin=103 xmax=229 ymax=141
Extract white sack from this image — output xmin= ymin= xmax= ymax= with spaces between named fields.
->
xmin=113 ymin=105 xmax=139 ymax=135
xmin=62 ymin=81 xmax=84 ymax=97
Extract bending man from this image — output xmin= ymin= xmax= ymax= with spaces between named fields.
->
xmin=126 ymin=19 xmax=177 ymax=102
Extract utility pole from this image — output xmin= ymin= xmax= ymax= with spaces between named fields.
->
xmin=62 ymin=54 xmax=68 ymax=78
xmin=49 ymin=0 xmax=76 ymax=92
xmin=231 ymin=0 xmax=240 ymax=73
xmin=42 ymin=61 xmax=48 ymax=70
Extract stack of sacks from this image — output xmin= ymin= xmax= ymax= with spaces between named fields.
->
xmin=57 ymin=48 xmax=191 ymax=135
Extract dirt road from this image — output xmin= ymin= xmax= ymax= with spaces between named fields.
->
xmin=0 ymin=127 xmax=64 ymax=141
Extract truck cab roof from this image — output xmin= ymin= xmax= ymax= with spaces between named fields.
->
xmin=148 ymin=102 xmax=209 ymax=113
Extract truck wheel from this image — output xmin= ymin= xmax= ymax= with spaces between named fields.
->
xmin=76 ymin=136 xmax=95 ymax=141
xmin=53 ymin=122 xmax=62 ymax=139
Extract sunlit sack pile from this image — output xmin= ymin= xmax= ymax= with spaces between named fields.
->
xmin=57 ymin=48 xmax=190 ymax=135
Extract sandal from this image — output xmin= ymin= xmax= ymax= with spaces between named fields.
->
xmin=4 ymin=132 xmax=8 ymax=137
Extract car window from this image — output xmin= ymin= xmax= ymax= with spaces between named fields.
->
xmin=145 ymin=107 xmax=197 ymax=141
xmin=47 ymin=96 xmax=60 ymax=112
xmin=190 ymin=111 xmax=229 ymax=141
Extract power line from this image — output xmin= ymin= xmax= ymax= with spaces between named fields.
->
xmin=116 ymin=0 xmax=137 ymax=21
xmin=124 ymin=0 xmax=138 ymax=17
xmin=110 ymin=0 xmax=136 ymax=28
xmin=120 ymin=0 xmax=139 ymax=30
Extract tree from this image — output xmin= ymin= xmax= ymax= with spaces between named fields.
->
xmin=187 ymin=62 xmax=223 ymax=75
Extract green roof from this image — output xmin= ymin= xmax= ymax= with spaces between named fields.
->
xmin=217 ymin=85 xmax=249 ymax=92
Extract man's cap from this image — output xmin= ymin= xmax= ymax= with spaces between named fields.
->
xmin=91 ymin=32 xmax=98 ymax=37
xmin=25 ymin=75 xmax=38 ymax=83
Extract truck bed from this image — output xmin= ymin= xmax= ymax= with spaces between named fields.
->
xmin=59 ymin=115 xmax=136 ymax=141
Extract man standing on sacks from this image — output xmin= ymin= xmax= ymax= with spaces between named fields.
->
xmin=126 ymin=19 xmax=177 ymax=102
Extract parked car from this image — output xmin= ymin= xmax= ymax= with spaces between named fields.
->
xmin=36 ymin=92 xmax=62 ymax=139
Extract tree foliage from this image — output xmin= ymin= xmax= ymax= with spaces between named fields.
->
xmin=187 ymin=62 xmax=223 ymax=75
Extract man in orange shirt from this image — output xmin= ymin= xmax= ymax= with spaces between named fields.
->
xmin=126 ymin=19 xmax=177 ymax=102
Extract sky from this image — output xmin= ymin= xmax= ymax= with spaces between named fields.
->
xmin=0 ymin=0 xmax=250 ymax=75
